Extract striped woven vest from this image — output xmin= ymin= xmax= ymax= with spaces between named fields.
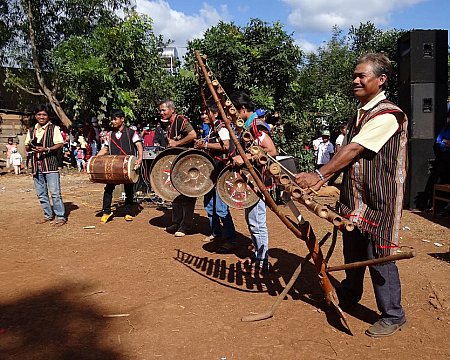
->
xmin=30 ymin=123 xmax=60 ymax=174
xmin=340 ymin=99 xmax=408 ymax=256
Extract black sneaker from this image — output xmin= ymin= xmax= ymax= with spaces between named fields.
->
xmin=165 ymin=224 xmax=179 ymax=233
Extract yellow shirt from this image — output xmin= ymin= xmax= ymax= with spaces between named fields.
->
xmin=351 ymin=92 xmax=399 ymax=153
xmin=25 ymin=122 xmax=64 ymax=145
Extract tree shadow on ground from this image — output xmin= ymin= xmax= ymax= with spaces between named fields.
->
xmin=0 ymin=283 xmax=124 ymax=360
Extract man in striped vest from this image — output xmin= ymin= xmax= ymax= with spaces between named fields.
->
xmin=25 ymin=104 xmax=66 ymax=226
xmin=97 ymin=109 xmax=143 ymax=223
xmin=296 ymin=53 xmax=408 ymax=337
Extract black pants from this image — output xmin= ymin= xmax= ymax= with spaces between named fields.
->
xmin=171 ymin=195 xmax=196 ymax=232
xmin=340 ymin=229 xmax=405 ymax=323
xmin=102 ymin=183 xmax=134 ymax=214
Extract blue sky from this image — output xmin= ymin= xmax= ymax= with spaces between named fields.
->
xmin=135 ymin=0 xmax=449 ymax=55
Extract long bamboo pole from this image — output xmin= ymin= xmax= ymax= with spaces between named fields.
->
xmin=194 ymin=50 xmax=352 ymax=332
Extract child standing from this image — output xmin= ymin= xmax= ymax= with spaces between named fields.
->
xmin=10 ymin=148 xmax=23 ymax=175
xmin=74 ymin=144 xmax=86 ymax=172
xmin=5 ymin=138 xmax=16 ymax=171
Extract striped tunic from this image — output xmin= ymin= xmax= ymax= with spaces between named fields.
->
xmin=29 ymin=123 xmax=60 ymax=174
xmin=340 ymin=99 xmax=408 ymax=257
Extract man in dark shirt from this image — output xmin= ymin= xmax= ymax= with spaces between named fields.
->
xmin=159 ymin=99 xmax=197 ymax=237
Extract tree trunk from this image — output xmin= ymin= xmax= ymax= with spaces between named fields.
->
xmin=26 ymin=1 xmax=72 ymax=127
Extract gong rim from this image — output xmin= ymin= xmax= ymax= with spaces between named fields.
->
xmin=170 ymin=149 xmax=217 ymax=197
xmin=216 ymin=165 xmax=260 ymax=209
xmin=149 ymin=147 xmax=185 ymax=201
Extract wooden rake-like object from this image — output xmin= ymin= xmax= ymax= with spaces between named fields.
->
xmin=195 ymin=50 xmax=355 ymax=334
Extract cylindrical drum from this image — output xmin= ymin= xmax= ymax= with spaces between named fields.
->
xmin=87 ymin=155 xmax=139 ymax=184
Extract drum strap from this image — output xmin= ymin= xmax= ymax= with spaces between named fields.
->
xmin=110 ymin=136 xmax=128 ymax=156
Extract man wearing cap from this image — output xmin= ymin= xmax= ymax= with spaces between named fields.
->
xmin=315 ymin=130 xmax=334 ymax=169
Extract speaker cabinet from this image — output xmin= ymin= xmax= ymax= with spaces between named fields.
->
xmin=398 ymin=29 xmax=448 ymax=84
xmin=398 ymin=82 xmax=448 ymax=139
xmin=405 ymin=138 xmax=436 ymax=209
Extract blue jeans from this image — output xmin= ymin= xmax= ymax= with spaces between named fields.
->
xmin=341 ymin=229 xmax=406 ymax=323
xmin=33 ymin=170 xmax=65 ymax=220
xmin=245 ymin=199 xmax=269 ymax=266
xmin=204 ymin=188 xmax=236 ymax=240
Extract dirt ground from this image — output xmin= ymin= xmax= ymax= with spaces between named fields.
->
xmin=0 ymin=170 xmax=449 ymax=360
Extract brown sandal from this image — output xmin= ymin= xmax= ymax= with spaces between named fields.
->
xmin=53 ymin=219 xmax=67 ymax=227
xmin=36 ymin=218 xmax=52 ymax=224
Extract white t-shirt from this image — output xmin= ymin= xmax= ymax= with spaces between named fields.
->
xmin=335 ymin=134 xmax=345 ymax=147
xmin=218 ymin=127 xmax=230 ymax=141
xmin=10 ymin=152 xmax=22 ymax=166
xmin=313 ymin=137 xmax=322 ymax=152
xmin=316 ymin=141 xmax=334 ymax=165
xmin=103 ymin=130 xmax=141 ymax=147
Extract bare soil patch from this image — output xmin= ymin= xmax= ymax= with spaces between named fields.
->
xmin=0 ymin=171 xmax=449 ymax=359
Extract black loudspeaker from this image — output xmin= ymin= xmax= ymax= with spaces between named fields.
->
xmin=398 ymin=82 xmax=448 ymax=139
xmin=405 ymin=139 xmax=436 ymax=209
xmin=397 ymin=30 xmax=448 ymax=209
xmin=398 ymin=29 xmax=448 ymax=84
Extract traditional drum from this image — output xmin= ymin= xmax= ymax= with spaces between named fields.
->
xmin=170 ymin=149 xmax=217 ymax=198
xmin=217 ymin=165 xmax=261 ymax=209
xmin=87 ymin=155 xmax=139 ymax=184
xmin=149 ymin=147 xmax=185 ymax=201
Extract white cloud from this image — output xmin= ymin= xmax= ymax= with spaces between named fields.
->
xmin=135 ymin=0 xmax=230 ymax=50
xmin=295 ymin=39 xmax=318 ymax=54
xmin=282 ymin=0 xmax=426 ymax=33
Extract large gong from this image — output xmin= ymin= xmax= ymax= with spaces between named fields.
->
xmin=216 ymin=165 xmax=261 ymax=209
xmin=170 ymin=149 xmax=217 ymax=197
xmin=149 ymin=147 xmax=185 ymax=201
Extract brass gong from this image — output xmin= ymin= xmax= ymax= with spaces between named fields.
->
xmin=170 ymin=149 xmax=217 ymax=197
xmin=216 ymin=165 xmax=261 ymax=209
xmin=149 ymin=147 xmax=185 ymax=201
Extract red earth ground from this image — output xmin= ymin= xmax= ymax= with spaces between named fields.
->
xmin=0 ymin=170 xmax=449 ymax=359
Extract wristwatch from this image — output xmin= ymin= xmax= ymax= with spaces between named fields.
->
xmin=46 ymin=147 xmax=51 ymax=154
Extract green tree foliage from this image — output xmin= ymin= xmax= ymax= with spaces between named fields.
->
xmin=348 ymin=22 xmax=406 ymax=101
xmin=186 ymin=19 xmax=302 ymax=112
xmin=283 ymin=23 xmax=406 ymax=170
xmin=1 ymin=0 xmax=130 ymax=125
xmin=184 ymin=21 xmax=409 ymax=170
xmin=53 ymin=12 xmax=169 ymax=124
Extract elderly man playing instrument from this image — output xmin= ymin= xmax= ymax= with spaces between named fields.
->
xmin=159 ymin=98 xmax=197 ymax=237
xmin=296 ymin=53 xmax=408 ymax=338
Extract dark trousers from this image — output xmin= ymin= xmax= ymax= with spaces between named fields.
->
xmin=171 ymin=195 xmax=196 ymax=232
xmin=102 ymin=183 xmax=134 ymax=214
xmin=340 ymin=229 xmax=406 ymax=324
